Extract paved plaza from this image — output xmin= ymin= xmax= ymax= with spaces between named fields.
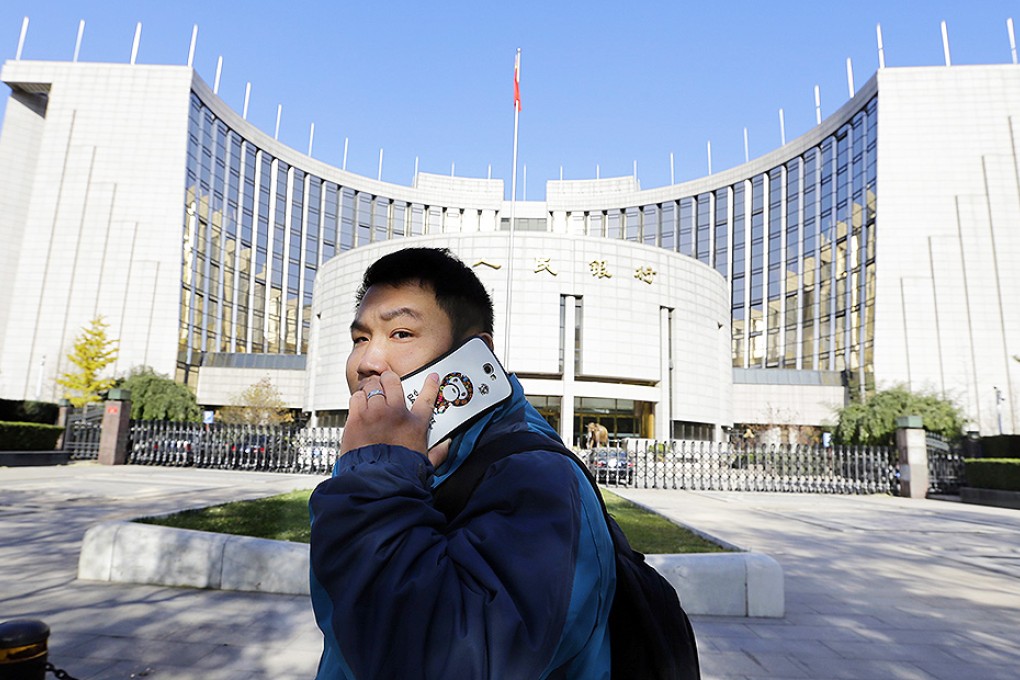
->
xmin=2 ymin=462 xmax=1018 ymax=679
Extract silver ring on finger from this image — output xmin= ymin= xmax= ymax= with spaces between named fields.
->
xmin=365 ymin=389 xmax=385 ymax=400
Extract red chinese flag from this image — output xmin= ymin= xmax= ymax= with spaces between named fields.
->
xmin=513 ymin=50 xmax=521 ymax=111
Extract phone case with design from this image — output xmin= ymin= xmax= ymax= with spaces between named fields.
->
xmin=400 ymin=337 xmax=513 ymax=449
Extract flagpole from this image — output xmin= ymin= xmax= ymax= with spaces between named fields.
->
xmin=503 ymin=48 xmax=521 ymax=368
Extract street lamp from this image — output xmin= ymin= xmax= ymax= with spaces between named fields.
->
xmin=994 ymin=386 xmax=1004 ymax=435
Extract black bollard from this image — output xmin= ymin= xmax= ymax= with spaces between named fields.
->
xmin=0 ymin=619 xmax=49 ymax=680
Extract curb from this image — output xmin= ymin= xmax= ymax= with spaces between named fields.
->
xmin=78 ymin=521 xmax=784 ymax=617
xmin=0 ymin=450 xmax=70 ymax=467
xmin=78 ymin=521 xmax=309 ymax=594
xmin=647 ymin=552 xmax=784 ymax=617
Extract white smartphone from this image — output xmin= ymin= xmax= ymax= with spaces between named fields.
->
xmin=401 ymin=336 xmax=513 ymax=449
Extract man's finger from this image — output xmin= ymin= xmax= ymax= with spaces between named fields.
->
xmin=410 ymin=372 xmax=441 ymax=418
xmin=378 ymin=370 xmax=403 ymax=407
xmin=428 ymin=439 xmax=451 ymax=468
xmin=348 ymin=388 xmax=368 ymax=414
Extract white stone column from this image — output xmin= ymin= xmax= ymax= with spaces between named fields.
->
xmin=560 ymin=295 xmax=576 ymax=447
xmin=896 ymin=415 xmax=929 ymax=498
xmin=658 ymin=306 xmax=672 ymax=441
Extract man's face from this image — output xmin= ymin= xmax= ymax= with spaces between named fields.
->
xmin=346 ymin=282 xmax=456 ymax=394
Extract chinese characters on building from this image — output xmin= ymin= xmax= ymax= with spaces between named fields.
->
xmin=475 ymin=255 xmax=655 ymax=285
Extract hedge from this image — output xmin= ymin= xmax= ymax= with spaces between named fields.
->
xmin=964 ymin=459 xmax=1020 ymax=492
xmin=0 ymin=421 xmax=65 ymax=451
xmin=0 ymin=399 xmax=59 ymax=425
xmin=975 ymin=435 xmax=1020 ymax=459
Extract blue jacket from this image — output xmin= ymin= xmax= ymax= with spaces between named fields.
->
xmin=309 ymin=375 xmax=615 ymax=679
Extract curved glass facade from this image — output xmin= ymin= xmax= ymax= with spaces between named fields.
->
xmin=180 ymin=93 xmax=494 ymax=382
xmin=554 ymin=98 xmax=876 ymax=389
xmin=180 ymin=90 xmax=877 ymax=392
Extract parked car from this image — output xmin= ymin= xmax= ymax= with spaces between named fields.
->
xmin=591 ymin=448 xmax=634 ymax=485
xmin=296 ymin=440 xmax=340 ymax=473
xmin=229 ymin=433 xmax=294 ymax=469
xmin=131 ymin=430 xmax=201 ymax=466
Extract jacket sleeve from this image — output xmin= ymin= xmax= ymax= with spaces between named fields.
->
xmin=309 ymin=443 xmax=582 ymax=680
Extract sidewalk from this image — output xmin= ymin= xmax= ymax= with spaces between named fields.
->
xmin=613 ymin=487 xmax=1020 ymax=680
xmin=1 ymin=463 xmax=323 ymax=680
xmin=2 ymin=463 xmax=1018 ymax=679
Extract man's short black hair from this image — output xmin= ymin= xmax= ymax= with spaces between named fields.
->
xmin=356 ymin=247 xmax=494 ymax=340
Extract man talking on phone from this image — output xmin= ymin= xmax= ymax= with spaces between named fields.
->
xmin=309 ymin=247 xmax=615 ymax=679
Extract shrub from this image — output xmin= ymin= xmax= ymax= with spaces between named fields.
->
xmin=964 ymin=459 xmax=1020 ymax=492
xmin=975 ymin=436 xmax=1020 ymax=459
xmin=834 ymin=386 xmax=964 ymax=445
xmin=0 ymin=421 xmax=65 ymax=451
xmin=118 ymin=367 xmax=201 ymax=422
xmin=0 ymin=399 xmax=59 ymax=424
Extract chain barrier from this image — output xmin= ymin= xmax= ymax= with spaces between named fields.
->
xmin=46 ymin=661 xmax=82 ymax=680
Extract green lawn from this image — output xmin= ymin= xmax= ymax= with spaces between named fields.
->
xmin=138 ymin=488 xmax=726 ymax=554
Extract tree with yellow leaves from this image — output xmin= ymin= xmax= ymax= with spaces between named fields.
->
xmin=218 ymin=376 xmax=294 ymax=426
xmin=56 ymin=316 xmax=119 ymax=407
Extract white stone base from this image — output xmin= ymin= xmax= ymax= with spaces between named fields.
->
xmin=646 ymin=552 xmax=784 ymax=617
xmin=78 ymin=521 xmax=310 ymax=594
xmin=79 ymin=521 xmax=784 ymax=617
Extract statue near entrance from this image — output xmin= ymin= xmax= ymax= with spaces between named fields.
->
xmin=585 ymin=422 xmax=609 ymax=449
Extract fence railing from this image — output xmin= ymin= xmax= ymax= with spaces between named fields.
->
xmin=582 ymin=440 xmax=898 ymax=495
xmin=128 ymin=420 xmax=341 ymax=474
xmin=926 ymin=433 xmax=966 ymax=495
xmin=124 ymin=421 xmax=916 ymax=495
xmin=65 ymin=407 xmax=104 ymax=460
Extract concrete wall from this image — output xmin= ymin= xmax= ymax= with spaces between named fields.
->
xmin=732 ymin=382 xmax=846 ymax=427
xmin=0 ymin=61 xmax=193 ymax=401
xmin=875 ymin=65 xmax=1020 ymax=435
xmin=195 ymin=366 xmax=306 ymax=408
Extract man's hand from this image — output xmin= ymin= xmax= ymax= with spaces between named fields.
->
xmin=341 ymin=370 xmax=450 ymax=467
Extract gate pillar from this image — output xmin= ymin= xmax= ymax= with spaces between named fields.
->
xmin=55 ymin=399 xmax=71 ymax=450
xmin=98 ymin=389 xmax=132 ymax=466
xmin=895 ymin=415 xmax=928 ymax=498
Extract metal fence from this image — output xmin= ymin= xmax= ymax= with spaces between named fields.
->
xmin=128 ymin=420 xmax=341 ymax=475
xmin=65 ymin=407 xmax=104 ymax=460
xmin=585 ymin=440 xmax=899 ymax=495
xmin=926 ymin=433 xmax=966 ymax=495
xmin=125 ymin=421 xmax=904 ymax=495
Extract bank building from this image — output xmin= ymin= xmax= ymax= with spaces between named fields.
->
xmin=1 ymin=24 xmax=1018 ymax=446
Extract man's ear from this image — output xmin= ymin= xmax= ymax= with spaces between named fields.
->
xmin=477 ymin=332 xmax=495 ymax=351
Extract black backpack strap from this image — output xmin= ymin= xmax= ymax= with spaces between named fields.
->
xmin=430 ymin=433 xmax=545 ymax=521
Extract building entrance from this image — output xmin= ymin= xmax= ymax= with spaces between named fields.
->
xmin=573 ymin=397 xmax=652 ymax=448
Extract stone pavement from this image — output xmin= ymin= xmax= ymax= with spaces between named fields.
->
xmin=612 ymin=487 xmax=1020 ymax=680
xmin=1 ymin=463 xmax=323 ymax=679
xmin=2 ymin=462 xmax=1019 ymax=679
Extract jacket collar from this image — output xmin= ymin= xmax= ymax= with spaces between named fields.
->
xmin=430 ymin=373 xmax=559 ymax=488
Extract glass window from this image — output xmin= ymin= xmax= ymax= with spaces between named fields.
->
xmin=696 ymin=193 xmax=711 ymax=265
xmin=374 ymin=197 xmax=390 ymax=241
xmin=392 ymin=201 xmax=407 ymax=238
xmin=323 ymin=182 xmax=338 ymax=259
xmin=731 ymin=305 xmax=746 ymax=367
xmin=625 ymin=206 xmax=640 ymax=242
xmin=410 ymin=203 xmax=424 ymax=236
xmin=659 ymin=202 xmax=676 ymax=250
xmin=607 ymin=210 xmax=622 ymax=239
xmin=714 ymin=188 xmax=728 ymax=278
xmin=643 ymin=205 xmax=659 ymax=246
xmin=357 ymin=192 xmax=373 ymax=245
xmin=679 ymin=198 xmax=694 ymax=257
xmin=427 ymin=206 xmax=443 ymax=234
xmin=340 ymin=187 xmax=355 ymax=250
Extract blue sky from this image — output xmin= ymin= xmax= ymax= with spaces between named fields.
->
xmin=2 ymin=1 xmax=1018 ymax=198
